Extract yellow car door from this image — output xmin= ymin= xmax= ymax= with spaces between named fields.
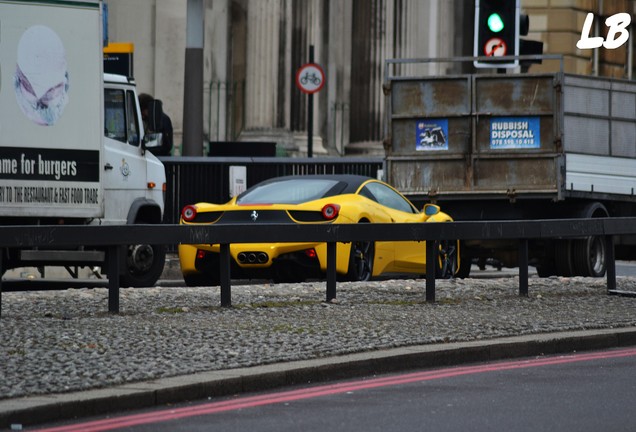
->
xmin=385 ymin=208 xmax=427 ymax=273
xmin=358 ymin=181 xmax=428 ymax=274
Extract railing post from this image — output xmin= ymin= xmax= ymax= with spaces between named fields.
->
xmin=519 ymin=239 xmax=529 ymax=297
xmin=606 ymin=235 xmax=616 ymax=293
xmin=220 ymin=243 xmax=232 ymax=307
xmin=326 ymin=242 xmax=337 ymax=302
xmin=107 ymin=246 xmax=120 ymax=314
xmin=0 ymin=248 xmax=3 ymax=319
xmin=426 ymin=240 xmax=437 ymax=302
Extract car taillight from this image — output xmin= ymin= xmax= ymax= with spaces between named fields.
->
xmin=182 ymin=205 xmax=198 ymax=222
xmin=321 ymin=204 xmax=340 ymax=220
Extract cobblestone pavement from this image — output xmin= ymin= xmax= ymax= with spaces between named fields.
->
xmin=1 ymin=275 xmax=636 ymax=401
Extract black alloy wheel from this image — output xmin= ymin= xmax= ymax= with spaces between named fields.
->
xmin=436 ymin=239 xmax=458 ymax=279
xmin=346 ymin=240 xmax=375 ymax=281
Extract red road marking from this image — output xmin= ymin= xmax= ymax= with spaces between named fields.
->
xmin=33 ymin=347 xmax=636 ymax=432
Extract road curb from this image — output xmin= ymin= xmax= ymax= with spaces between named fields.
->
xmin=2 ymin=327 xmax=636 ymax=429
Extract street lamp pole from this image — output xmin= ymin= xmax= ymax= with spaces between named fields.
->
xmin=182 ymin=0 xmax=204 ymax=156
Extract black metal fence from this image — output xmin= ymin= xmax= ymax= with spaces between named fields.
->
xmin=160 ymin=156 xmax=385 ymax=225
xmin=1 ymin=217 xmax=635 ymax=317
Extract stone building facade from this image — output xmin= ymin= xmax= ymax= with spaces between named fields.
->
xmin=106 ymin=0 xmax=636 ymax=157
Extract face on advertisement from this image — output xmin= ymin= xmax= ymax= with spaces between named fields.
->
xmin=14 ymin=25 xmax=69 ymax=126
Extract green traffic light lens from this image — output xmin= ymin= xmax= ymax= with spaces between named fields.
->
xmin=487 ymin=13 xmax=504 ymax=32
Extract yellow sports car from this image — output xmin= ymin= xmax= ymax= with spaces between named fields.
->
xmin=178 ymin=174 xmax=458 ymax=286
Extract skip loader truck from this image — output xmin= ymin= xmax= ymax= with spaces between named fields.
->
xmin=0 ymin=0 xmax=167 ymax=287
xmin=384 ymin=58 xmax=636 ymax=278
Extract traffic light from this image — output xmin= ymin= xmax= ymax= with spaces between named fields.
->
xmin=474 ymin=0 xmax=520 ymax=68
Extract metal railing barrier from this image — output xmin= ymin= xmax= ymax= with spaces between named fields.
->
xmin=1 ymin=217 xmax=635 ymax=317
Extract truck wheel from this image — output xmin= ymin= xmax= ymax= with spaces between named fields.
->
xmin=572 ymin=236 xmax=606 ymax=277
xmin=570 ymin=203 xmax=608 ymax=278
xmin=554 ymin=239 xmax=574 ymax=276
xmin=454 ymin=241 xmax=471 ymax=278
xmin=120 ymin=243 xmax=166 ymax=287
xmin=536 ymin=241 xmax=556 ymax=277
xmin=536 ymin=261 xmax=556 ymax=277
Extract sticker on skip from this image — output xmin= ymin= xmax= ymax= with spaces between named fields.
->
xmin=490 ymin=117 xmax=540 ymax=149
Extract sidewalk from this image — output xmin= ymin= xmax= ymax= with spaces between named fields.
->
xmin=2 ymin=327 xmax=636 ymax=429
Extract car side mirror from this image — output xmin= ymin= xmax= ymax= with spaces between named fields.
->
xmin=423 ymin=204 xmax=440 ymax=216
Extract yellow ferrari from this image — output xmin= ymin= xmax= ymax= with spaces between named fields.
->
xmin=178 ymin=174 xmax=459 ymax=286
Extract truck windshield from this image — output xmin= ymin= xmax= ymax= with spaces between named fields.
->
xmin=104 ymin=89 xmax=140 ymax=146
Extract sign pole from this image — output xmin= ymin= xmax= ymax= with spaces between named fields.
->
xmin=295 ymin=50 xmax=325 ymax=158
xmin=307 ymin=45 xmax=314 ymax=158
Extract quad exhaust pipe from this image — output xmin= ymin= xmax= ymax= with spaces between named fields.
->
xmin=237 ymin=251 xmax=269 ymax=264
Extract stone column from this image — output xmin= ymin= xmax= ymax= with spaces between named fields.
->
xmin=244 ymin=0 xmax=279 ymax=129
xmin=241 ymin=0 xmax=295 ymax=152
xmin=395 ymin=0 xmax=453 ymax=75
xmin=204 ymin=0 xmax=230 ymax=143
xmin=347 ymin=0 xmax=388 ymax=154
xmin=327 ymin=0 xmax=353 ymax=155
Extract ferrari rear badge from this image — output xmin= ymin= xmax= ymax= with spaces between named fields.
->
xmin=250 ymin=210 xmax=259 ymax=222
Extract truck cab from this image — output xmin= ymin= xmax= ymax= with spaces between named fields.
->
xmin=103 ymin=73 xmax=165 ymax=226
xmin=101 ymin=74 xmax=167 ymax=286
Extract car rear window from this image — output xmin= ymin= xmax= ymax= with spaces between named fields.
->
xmin=237 ymin=179 xmax=342 ymax=205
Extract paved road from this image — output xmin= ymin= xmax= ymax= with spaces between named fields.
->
xmin=617 ymin=261 xmax=636 ymax=276
xmin=33 ymin=347 xmax=636 ymax=432
xmin=468 ymin=261 xmax=636 ymax=278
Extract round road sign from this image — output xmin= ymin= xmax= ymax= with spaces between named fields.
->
xmin=296 ymin=63 xmax=325 ymax=94
xmin=484 ymin=37 xmax=507 ymax=57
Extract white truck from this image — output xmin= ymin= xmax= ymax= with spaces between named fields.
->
xmin=384 ymin=58 xmax=636 ymax=278
xmin=0 ymin=0 xmax=167 ymax=287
